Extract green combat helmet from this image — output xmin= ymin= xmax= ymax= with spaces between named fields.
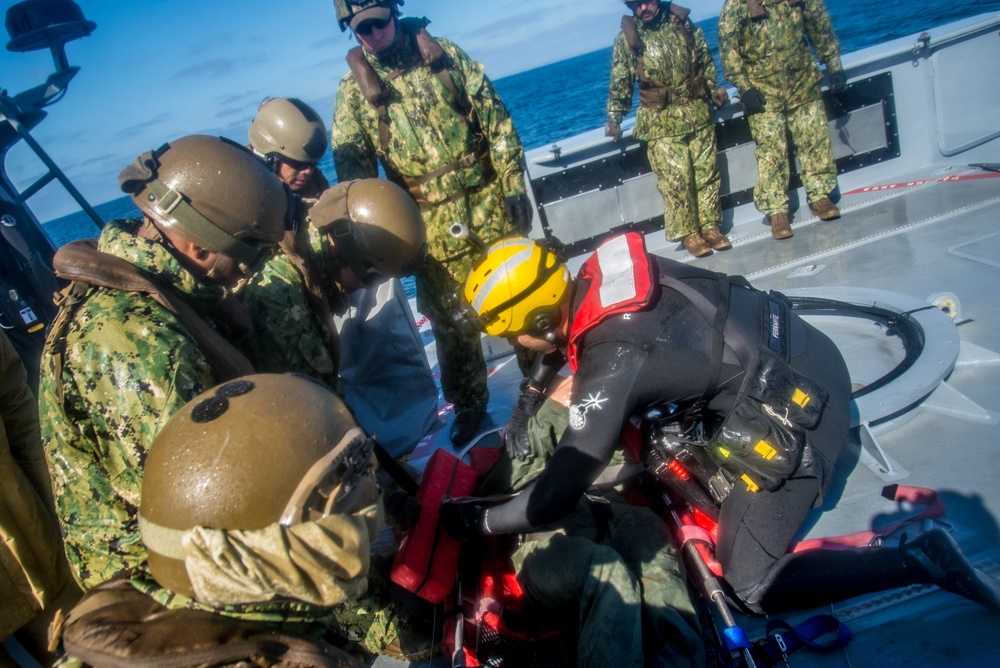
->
xmin=310 ymin=178 xmax=427 ymax=285
xmin=138 ymin=373 xmax=379 ymax=598
xmin=333 ymin=0 xmax=402 ymax=32
xmin=118 ymin=134 xmax=291 ymax=276
xmin=248 ymin=97 xmax=328 ymax=166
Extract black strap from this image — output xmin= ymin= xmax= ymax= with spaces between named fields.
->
xmin=373 ymin=440 xmax=420 ymax=497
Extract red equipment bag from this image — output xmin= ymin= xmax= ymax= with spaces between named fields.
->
xmin=390 ymin=449 xmax=478 ymax=603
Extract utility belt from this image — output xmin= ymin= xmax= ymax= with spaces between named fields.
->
xmin=651 ymin=276 xmax=828 ymax=507
xmin=706 ymin=295 xmax=828 ymax=497
xmin=393 ymin=142 xmax=496 ymax=212
xmin=638 ymin=75 xmax=706 ymax=110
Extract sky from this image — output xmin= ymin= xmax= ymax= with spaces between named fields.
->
xmin=1 ymin=0 xmax=725 ymax=222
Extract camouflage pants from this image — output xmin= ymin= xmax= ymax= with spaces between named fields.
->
xmin=414 ymin=256 xmax=488 ymax=414
xmin=481 ymin=401 xmax=704 ymax=668
xmin=646 ymin=123 xmax=722 ymax=242
xmin=748 ymin=97 xmax=838 ymax=215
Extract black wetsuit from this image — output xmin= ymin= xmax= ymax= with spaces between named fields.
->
xmin=482 ymin=256 xmax=854 ymax=612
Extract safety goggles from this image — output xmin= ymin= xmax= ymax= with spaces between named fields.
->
xmin=354 ymin=16 xmax=392 ymax=36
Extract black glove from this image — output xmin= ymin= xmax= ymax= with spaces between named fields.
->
xmin=740 ymin=88 xmax=766 ymax=116
xmin=504 ymin=193 xmax=533 ymax=235
xmin=501 ymin=381 xmax=546 ymax=461
xmin=439 ymin=498 xmax=487 ymax=541
xmin=605 ymin=120 xmax=622 ymax=142
xmin=829 ymin=71 xmax=847 ymax=93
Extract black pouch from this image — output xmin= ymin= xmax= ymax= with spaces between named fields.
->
xmin=743 ymin=352 xmax=829 ymax=429
xmin=708 ymin=397 xmax=806 ymax=493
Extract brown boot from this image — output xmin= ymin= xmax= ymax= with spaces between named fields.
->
xmin=770 ymin=212 xmax=793 ymax=240
xmin=810 ymin=197 xmax=841 ymax=220
xmin=683 ymin=232 xmax=712 ymax=257
xmin=700 ymin=228 xmax=732 ymax=250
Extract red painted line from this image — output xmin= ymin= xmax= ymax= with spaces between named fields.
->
xmin=842 ymin=171 xmax=1000 ymax=196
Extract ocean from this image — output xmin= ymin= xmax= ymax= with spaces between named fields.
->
xmin=43 ymin=0 xmax=1000 ymax=250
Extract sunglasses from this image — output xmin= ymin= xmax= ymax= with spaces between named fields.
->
xmin=354 ymin=17 xmax=392 ymax=36
xmin=279 ymin=156 xmax=315 ymax=172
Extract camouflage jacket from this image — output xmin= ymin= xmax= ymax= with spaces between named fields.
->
xmin=608 ymin=3 xmax=718 ymax=140
xmin=718 ymin=0 xmax=842 ymax=108
xmin=38 ymin=220 xmax=222 ymax=590
xmin=331 ymin=28 xmax=524 ymax=264
xmin=241 ymin=185 xmax=344 ymax=392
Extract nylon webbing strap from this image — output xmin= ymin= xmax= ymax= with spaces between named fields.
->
xmin=753 ymin=615 xmax=853 ymax=666
xmin=145 ymin=179 xmax=260 ymax=268
xmin=658 ymin=273 xmax=758 ymax=369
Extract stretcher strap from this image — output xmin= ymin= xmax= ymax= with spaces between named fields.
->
xmin=752 ymin=615 xmax=853 ymax=666
xmin=792 ymin=484 xmax=945 ymax=552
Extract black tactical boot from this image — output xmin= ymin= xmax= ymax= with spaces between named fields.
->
xmin=900 ymin=528 xmax=1000 ymax=612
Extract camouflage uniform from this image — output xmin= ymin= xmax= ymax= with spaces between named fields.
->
xmin=607 ymin=3 xmax=722 ymax=241
xmin=718 ymin=0 xmax=842 ymax=215
xmin=477 ymin=401 xmax=704 ymax=668
xmin=37 ymin=220 xmax=222 ymax=590
xmin=331 ymin=28 xmax=525 ymax=415
xmin=241 ymin=173 xmax=343 ymax=392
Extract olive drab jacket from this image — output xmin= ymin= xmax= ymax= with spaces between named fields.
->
xmin=718 ymin=0 xmax=842 ymax=110
xmin=37 ymin=220 xmax=240 ymax=590
xmin=0 ymin=331 xmax=68 ymax=637
xmin=607 ymin=2 xmax=719 ymax=141
xmin=331 ymin=18 xmax=525 ymax=268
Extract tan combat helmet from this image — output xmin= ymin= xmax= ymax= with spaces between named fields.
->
xmin=119 ymin=135 xmax=291 ymax=275
xmin=333 ymin=0 xmax=401 ymax=32
xmin=138 ymin=374 xmax=378 ymax=598
xmin=248 ymin=97 xmax=328 ymax=165
xmin=310 ymin=179 xmax=427 ymax=285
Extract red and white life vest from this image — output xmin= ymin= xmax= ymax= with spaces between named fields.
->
xmin=567 ymin=232 xmax=656 ymax=371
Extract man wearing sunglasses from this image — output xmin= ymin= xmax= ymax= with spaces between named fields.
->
xmin=607 ymin=1 xmax=732 ymax=259
xmin=331 ymin=0 xmax=531 ymax=446
xmin=37 ymin=135 xmax=291 ymax=591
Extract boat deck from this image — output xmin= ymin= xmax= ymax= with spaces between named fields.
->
xmin=390 ymin=166 xmax=1000 ymax=667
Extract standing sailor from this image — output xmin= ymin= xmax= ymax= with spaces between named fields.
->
xmin=330 ymin=0 xmax=530 ymax=445
xmin=718 ymin=0 xmax=846 ymax=239
xmin=607 ymin=0 xmax=731 ymax=258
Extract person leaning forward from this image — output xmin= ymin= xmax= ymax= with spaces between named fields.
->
xmin=38 ymin=135 xmax=291 ymax=591
xmin=718 ymin=0 xmax=846 ymax=240
xmin=330 ymin=0 xmax=531 ymax=446
xmin=445 ymin=232 xmax=1000 ymax=637
xmin=607 ymin=0 xmax=732 ymax=258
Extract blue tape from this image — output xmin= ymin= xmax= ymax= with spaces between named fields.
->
xmin=723 ymin=626 xmax=752 ymax=651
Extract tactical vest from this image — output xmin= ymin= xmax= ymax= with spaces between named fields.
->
xmin=346 ymin=17 xmax=496 ymax=210
xmin=46 ymin=239 xmax=254 ymax=405
xmin=60 ymin=575 xmax=360 ymax=668
xmin=621 ymin=3 xmax=705 ymax=110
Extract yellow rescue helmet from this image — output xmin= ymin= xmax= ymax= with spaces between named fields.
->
xmin=463 ymin=237 xmax=571 ymax=338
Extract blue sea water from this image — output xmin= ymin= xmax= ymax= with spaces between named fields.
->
xmin=43 ymin=0 xmax=1000 ymax=251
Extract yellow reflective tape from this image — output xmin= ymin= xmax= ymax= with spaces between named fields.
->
xmin=741 ymin=474 xmax=759 ymax=492
xmin=792 ymin=388 xmax=811 ymax=408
